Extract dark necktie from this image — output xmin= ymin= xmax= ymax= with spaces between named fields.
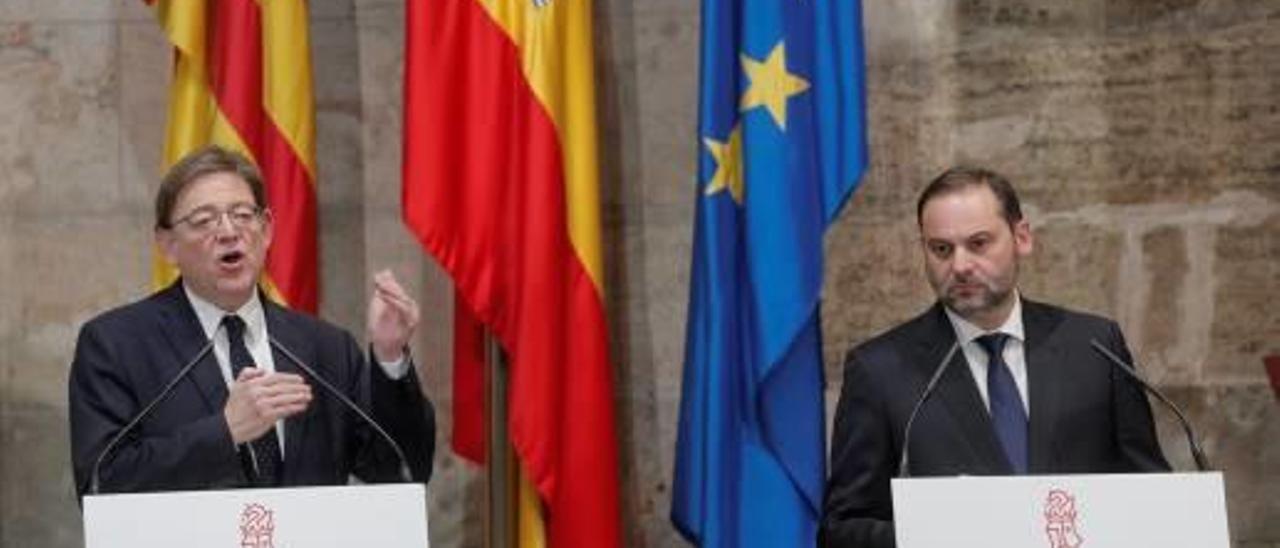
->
xmin=976 ymin=333 xmax=1028 ymax=474
xmin=223 ymin=315 xmax=283 ymax=486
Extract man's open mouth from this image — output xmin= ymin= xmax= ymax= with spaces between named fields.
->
xmin=218 ymin=250 xmax=246 ymax=267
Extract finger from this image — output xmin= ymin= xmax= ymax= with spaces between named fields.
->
xmin=261 ymin=399 xmax=312 ymax=421
xmin=371 ymin=269 xmax=394 ymax=292
xmin=273 ymin=401 xmax=311 ymax=419
xmin=255 ymin=372 xmax=308 ymax=386
xmin=374 ymin=293 xmax=419 ymax=330
xmin=372 ymin=269 xmax=397 ymax=290
xmin=373 ymin=283 xmax=415 ymax=313
xmin=259 ymin=390 xmax=312 ymax=410
xmin=236 ymin=367 xmax=267 ymax=382
xmin=255 ymin=392 xmax=312 ymax=419
xmin=247 ymin=374 xmax=308 ymax=394
xmin=245 ymin=383 xmax=309 ymax=404
xmin=250 ymin=382 xmax=312 ymax=401
xmin=376 ymin=281 xmax=420 ymax=320
xmin=372 ymin=271 xmax=413 ymax=304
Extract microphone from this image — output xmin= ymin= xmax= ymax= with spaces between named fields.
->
xmin=268 ymin=336 xmax=414 ymax=482
xmin=89 ymin=333 xmax=218 ymax=495
xmin=1089 ymin=339 xmax=1211 ymax=471
xmin=898 ymin=341 xmax=961 ymax=478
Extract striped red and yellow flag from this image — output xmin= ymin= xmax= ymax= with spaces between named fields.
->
xmin=145 ymin=0 xmax=319 ymax=313
xmin=403 ymin=0 xmax=620 ymax=545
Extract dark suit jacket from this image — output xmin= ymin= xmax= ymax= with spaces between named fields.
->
xmin=820 ymin=299 xmax=1169 ymax=547
xmin=69 ymin=282 xmax=435 ymax=499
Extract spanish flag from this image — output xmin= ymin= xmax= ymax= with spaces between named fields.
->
xmin=403 ymin=0 xmax=620 ymax=546
xmin=144 ymin=0 xmax=319 ymax=313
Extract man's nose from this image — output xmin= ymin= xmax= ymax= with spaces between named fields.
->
xmin=212 ymin=213 xmax=241 ymax=239
xmin=951 ymin=248 xmax=976 ymax=275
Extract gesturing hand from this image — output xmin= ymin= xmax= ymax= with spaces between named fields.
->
xmin=367 ymin=269 xmax=421 ymax=364
xmin=224 ymin=368 xmax=312 ymax=444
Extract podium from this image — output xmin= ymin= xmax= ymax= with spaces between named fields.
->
xmin=892 ymin=472 xmax=1229 ymax=547
xmin=83 ymin=484 xmax=430 ymax=547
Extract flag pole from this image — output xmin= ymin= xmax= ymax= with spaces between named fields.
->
xmin=486 ymin=334 xmax=516 ymax=548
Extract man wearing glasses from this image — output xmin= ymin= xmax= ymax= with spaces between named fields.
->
xmin=69 ymin=145 xmax=435 ymax=498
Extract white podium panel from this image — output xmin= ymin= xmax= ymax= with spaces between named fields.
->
xmin=84 ymin=484 xmax=429 ymax=548
xmin=892 ymin=472 xmax=1228 ymax=548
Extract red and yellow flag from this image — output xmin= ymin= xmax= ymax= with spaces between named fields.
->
xmin=403 ymin=0 xmax=620 ymax=545
xmin=145 ymin=0 xmax=319 ymax=313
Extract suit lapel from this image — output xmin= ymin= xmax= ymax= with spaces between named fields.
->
xmin=915 ymin=305 xmax=1012 ymax=474
xmin=154 ymin=282 xmax=228 ymax=412
xmin=264 ymin=300 xmax=317 ymax=482
xmin=1023 ymin=300 xmax=1065 ymax=473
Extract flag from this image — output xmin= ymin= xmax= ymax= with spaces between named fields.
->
xmin=402 ymin=0 xmax=621 ymax=546
xmin=144 ymin=0 xmax=319 ymax=312
xmin=672 ymin=0 xmax=868 ymax=546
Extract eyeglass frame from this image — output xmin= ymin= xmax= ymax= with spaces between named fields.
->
xmin=166 ymin=202 xmax=268 ymax=235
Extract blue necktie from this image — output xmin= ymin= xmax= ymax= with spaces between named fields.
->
xmin=223 ymin=315 xmax=283 ymax=486
xmin=976 ymin=333 xmax=1028 ymax=474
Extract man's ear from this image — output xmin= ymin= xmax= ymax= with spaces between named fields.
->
xmin=259 ymin=208 xmax=274 ymax=249
xmin=155 ymin=228 xmax=178 ymax=265
xmin=1013 ymin=218 xmax=1034 ymax=257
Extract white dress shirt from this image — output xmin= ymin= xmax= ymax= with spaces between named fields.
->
xmin=184 ymin=286 xmax=288 ymax=455
xmin=943 ymin=293 xmax=1030 ymax=416
xmin=184 ymin=285 xmax=412 ymax=457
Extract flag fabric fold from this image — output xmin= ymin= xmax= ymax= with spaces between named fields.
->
xmin=672 ymin=0 xmax=868 ymax=546
xmin=144 ymin=0 xmax=318 ymax=312
xmin=402 ymin=0 xmax=620 ymax=545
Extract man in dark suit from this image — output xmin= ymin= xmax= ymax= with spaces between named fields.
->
xmin=820 ymin=167 xmax=1169 ymax=547
xmin=69 ymin=146 xmax=435 ymax=499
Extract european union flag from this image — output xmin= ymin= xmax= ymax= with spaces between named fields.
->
xmin=671 ymin=0 xmax=867 ymax=546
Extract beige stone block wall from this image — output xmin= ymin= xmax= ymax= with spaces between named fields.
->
xmin=0 ymin=0 xmax=1276 ymax=546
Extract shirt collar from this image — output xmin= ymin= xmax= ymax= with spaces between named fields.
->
xmin=943 ymin=291 xmax=1025 ymax=344
xmin=183 ymin=284 xmax=267 ymax=344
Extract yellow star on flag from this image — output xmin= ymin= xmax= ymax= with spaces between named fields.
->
xmin=703 ymin=124 xmax=744 ymax=204
xmin=739 ymin=41 xmax=810 ymax=130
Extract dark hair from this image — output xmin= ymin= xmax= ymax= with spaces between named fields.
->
xmin=154 ymin=145 xmax=267 ymax=229
xmin=916 ymin=166 xmax=1023 ymax=227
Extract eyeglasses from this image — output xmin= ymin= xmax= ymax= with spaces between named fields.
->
xmin=170 ymin=203 xmax=264 ymax=234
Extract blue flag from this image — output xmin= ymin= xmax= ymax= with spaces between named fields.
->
xmin=671 ymin=0 xmax=867 ymax=546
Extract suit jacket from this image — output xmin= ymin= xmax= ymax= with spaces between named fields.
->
xmin=820 ymin=299 xmax=1169 ymax=547
xmin=69 ymin=282 xmax=435 ymax=499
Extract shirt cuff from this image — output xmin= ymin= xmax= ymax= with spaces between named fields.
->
xmin=376 ymin=353 xmax=411 ymax=379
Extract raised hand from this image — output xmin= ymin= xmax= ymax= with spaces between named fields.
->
xmin=367 ymin=269 xmax=421 ymax=364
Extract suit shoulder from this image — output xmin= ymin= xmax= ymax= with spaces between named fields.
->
xmin=844 ymin=306 xmax=942 ymax=370
xmin=1024 ymin=299 xmax=1120 ymax=338
xmin=78 ymin=290 xmax=172 ymax=336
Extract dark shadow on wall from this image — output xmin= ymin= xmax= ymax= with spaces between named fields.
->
xmin=311 ymin=0 xmax=368 ymax=332
xmin=594 ymin=1 xmax=662 ymax=546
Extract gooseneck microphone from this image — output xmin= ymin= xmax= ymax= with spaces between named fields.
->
xmin=898 ymin=342 xmax=961 ymax=478
xmin=1088 ymin=339 xmax=1211 ymax=471
xmin=268 ymin=336 xmax=414 ymax=482
xmin=89 ymin=334 xmax=218 ymax=495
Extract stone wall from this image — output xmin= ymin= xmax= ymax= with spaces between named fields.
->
xmin=0 ymin=0 xmax=1275 ymax=546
